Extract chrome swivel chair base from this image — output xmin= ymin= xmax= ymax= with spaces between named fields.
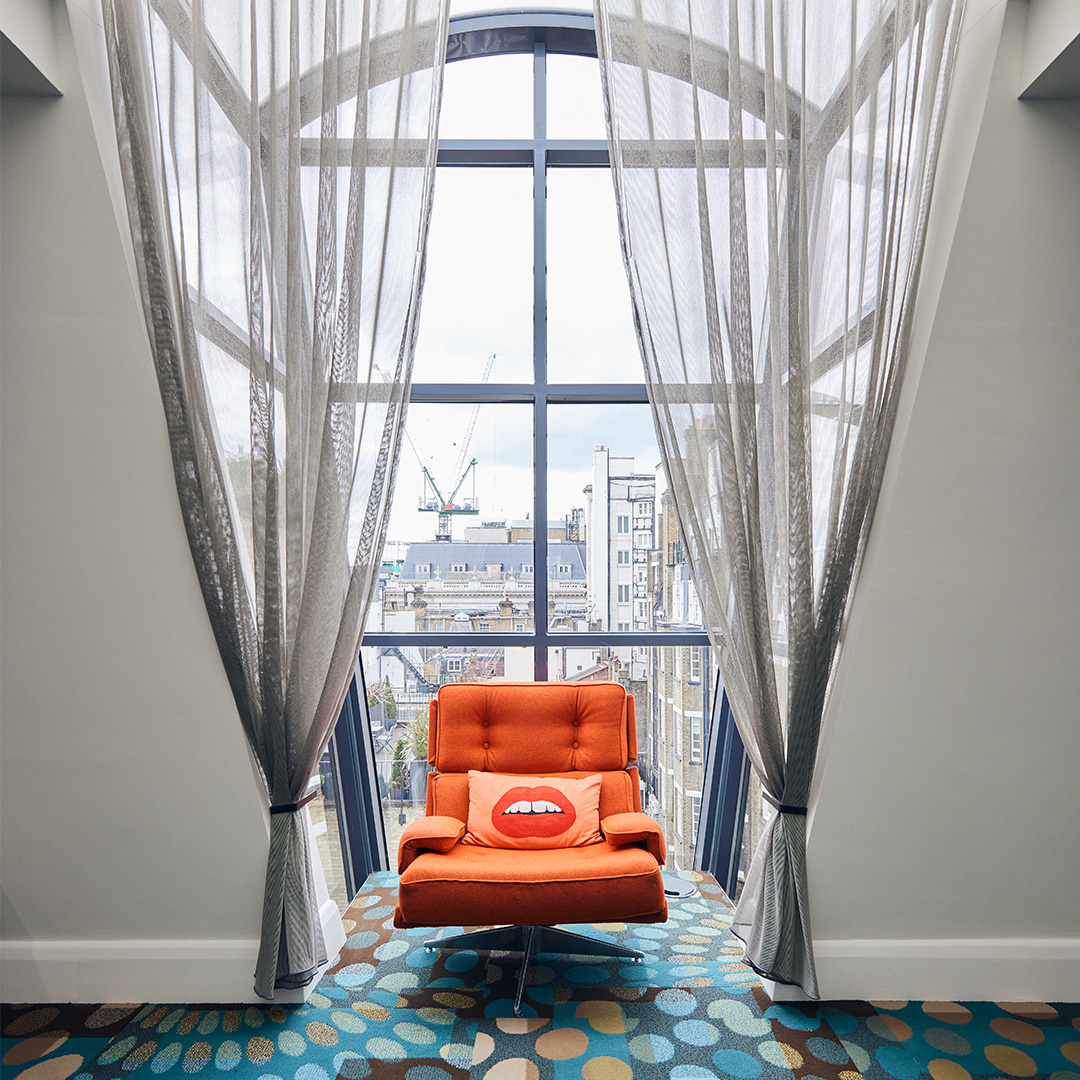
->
xmin=424 ymin=924 xmax=645 ymax=1015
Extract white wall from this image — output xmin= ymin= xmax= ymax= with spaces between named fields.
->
xmin=1 ymin=0 xmax=62 ymax=92
xmin=0 ymin=1 xmax=344 ymax=1003
xmin=1021 ymin=0 xmax=1080 ymax=96
xmin=804 ymin=0 xmax=1080 ymax=1001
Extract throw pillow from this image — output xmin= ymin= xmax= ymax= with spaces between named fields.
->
xmin=462 ymin=771 xmax=603 ymax=849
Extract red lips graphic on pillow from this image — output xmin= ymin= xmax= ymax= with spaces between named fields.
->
xmin=463 ymin=771 xmax=603 ymax=849
xmin=491 ymin=785 xmax=577 ymax=838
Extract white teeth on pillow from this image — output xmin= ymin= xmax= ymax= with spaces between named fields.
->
xmin=503 ymin=800 xmax=564 ymax=815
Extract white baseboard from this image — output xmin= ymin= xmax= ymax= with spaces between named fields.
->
xmin=763 ymin=937 xmax=1080 ymax=1002
xmin=0 ymin=898 xmax=347 ymax=1005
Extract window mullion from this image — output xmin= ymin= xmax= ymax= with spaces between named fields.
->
xmin=533 ymin=38 xmax=549 ymax=680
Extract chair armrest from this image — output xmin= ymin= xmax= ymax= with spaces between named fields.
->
xmin=601 ymin=812 xmax=666 ymax=866
xmin=397 ymin=816 xmax=466 ymax=873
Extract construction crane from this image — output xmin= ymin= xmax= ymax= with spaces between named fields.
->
xmin=414 ymin=354 xmax=495 ymax=541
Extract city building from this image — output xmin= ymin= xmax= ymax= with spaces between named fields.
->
xmin=583 ymin=447 xmax=654 ymax=638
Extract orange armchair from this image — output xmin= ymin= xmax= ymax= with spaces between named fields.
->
xmin=393 ymin=681 xmax=667 ymax=1013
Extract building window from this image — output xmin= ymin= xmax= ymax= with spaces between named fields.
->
xmin=689 ymin=646 xmax=702 ymax=683
xmin=617 ymin=549 xmax=630 ymax=564
xmin=446 ymin=658 xmax=462 ymax=673
xmin=617 ymin=622 xmax=630 ymax=632
xmin=690 ymin=794 xmax=701 ymax=840
xmin=415 ymin=563 xmax=430 ymax=575
xmin=690 ymin=713 xmax=702 ymax=761
xmin=617 ymin=584 xmax=630 ymax=603
xmin=515 ymin=622 xmax=526 ymax=632
xmin=478 ymin=621 xmax=491 ymax=632
xmin=616 ymin=515 xmax=629 ymax=533
xmin=521 ymin=563 xmax=533 ymax=574
xmin=451 ymin=562 xmax=467 ymax=573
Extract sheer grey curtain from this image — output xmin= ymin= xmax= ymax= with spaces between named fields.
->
xmin=596 ymin=0 xmax=962 ymax=995
xmin=103 ymin=0 xmax=449 ymax=998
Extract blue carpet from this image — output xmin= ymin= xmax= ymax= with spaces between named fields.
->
xmin=3 ymin=872 xmax=1079 ymax=1079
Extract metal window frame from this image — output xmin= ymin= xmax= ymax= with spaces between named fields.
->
xmin=362 ymin=12 xmax=710 ymax=682
xmin=343 ymin=10 xmax=755 ymax=888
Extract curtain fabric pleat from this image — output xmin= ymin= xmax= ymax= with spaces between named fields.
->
xmin=596 ymin=0 xmax=963 ymax=995
xmin=102 ymin=0 xmax=449 ymax=998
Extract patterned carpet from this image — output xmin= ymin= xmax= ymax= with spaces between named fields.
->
xmin=3 ymin=871 xmax=1079 ymax=1079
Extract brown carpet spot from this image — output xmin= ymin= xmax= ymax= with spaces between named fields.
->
xmin=472 ymin=1032 xmax=495 ymax=1064
xmin=534 ymin=1027 xmax=589 ymax=1060
xmin=996 ymin=1002 xmax=1058 ymax=1020
xmin=581 ymin=1056 xmax=633 ymax=1080
xmin=984 ymin=1044 xmax=1038 ymax=1076
xmin=990 ymin=1017 xmax=1044 ymax=1045
xmin=85 ymin=1005 xmax=140 ymax=1031
xmin=6 ymin=1054 xmax=84 ymax=1079
xmin=5 ymin=1008 xmax=60 ymax=1037
xmin=183 ymin=1040 xmax=213 ymax=1071
xmin=922 ymin=1002 xmax=973 ymax=1024
xmin=305 ymin=1021 xmax=338 ymax=1046
xmin=2 ymin=1033 xmax=68 ymax=1066
xmin=433 ymin=992 xmax=474 ymax=1009
xmin=495 ymin=1017 xmax=548 ymax=1034
xmin=928 ymin=1062 xmax=973 ymax=1080
xmin=575 ymin=1001 xmax=627 ymax=1034
xmin=246 ymin=1036 xmax=275 ymax=1065
xmin=868 ymin=1014 xmax=914 ymax=1041
xmin=141 ymin=1007 xmax=169 ymax=1029
xmin=353 ymin=1002 xmax=391 ymax=1021
xmin=776 ymin=1042 xmax=803 ymax=1068
xmin=482 ymin=1058 xmax=539 ymax=1080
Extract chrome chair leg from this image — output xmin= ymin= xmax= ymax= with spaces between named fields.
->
xmin=422 ymin=924 xmax=646 ymax=1015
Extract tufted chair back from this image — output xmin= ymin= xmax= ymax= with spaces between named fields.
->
xmin=423 ymin=682 xmax=642 ymax=822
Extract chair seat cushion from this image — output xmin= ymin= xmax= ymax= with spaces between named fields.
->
xmin=394 ymin=840 xmax=667 ymax=929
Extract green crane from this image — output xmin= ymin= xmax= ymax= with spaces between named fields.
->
xmin=418 ymin=458 xmax=479 ymax=541
xmin=414 ymin=354 xmax=495 ymax=541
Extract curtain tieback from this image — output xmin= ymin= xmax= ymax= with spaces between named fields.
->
xmin=269 ymin=791 xmax=318 ymax=815
xmin=762 ymin=792 xmax=807 ymax=816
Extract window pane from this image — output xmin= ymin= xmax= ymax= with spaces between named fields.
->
xmin=736 ymin=777 xmax=769 ymax=901
xmin=306 ymin=776 xmax=348 ymax=913
xmin=547 ymin=54 xmax=606 ymax=139
xmin=361 ymin=645 xmax=534 ymax=853
xmin=412 ymin=169 xmax=534 ymax=383
xmin=439 ymin=53 xmax=532 ymax=140
xmin=547 ymin=405 xmax=702 ymax=632
xmin=547 ymin=169 xmax=641 ymax=383
xmin=450 ymin=0 xmax=590 ymax=17
xmin=546 ymin=645 xmax=712 ymax=871
xmin=376 ymin=403 xmax=533 ymax=630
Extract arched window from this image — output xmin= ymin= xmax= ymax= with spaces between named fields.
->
xmin=347 ymin=11 xmax=725 ymax=887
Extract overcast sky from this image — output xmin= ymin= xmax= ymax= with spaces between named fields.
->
xmin=385 ymin=44 xmax=660 ymax=545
